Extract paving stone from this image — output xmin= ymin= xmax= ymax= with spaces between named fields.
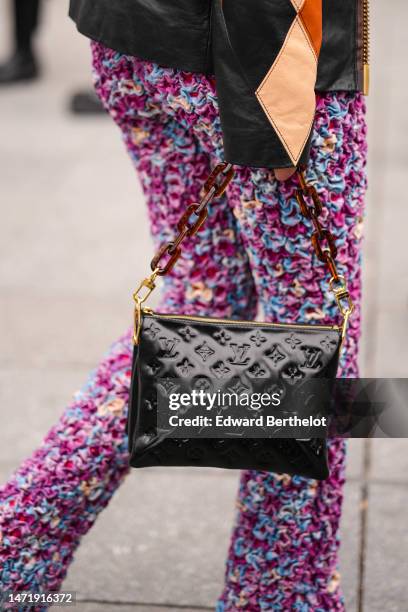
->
xmin=0 ymin=115 xmax=151 ymax=299
xmin=369 ymin=1 xmax=408 ymax=168
xmin=61 ymin=473 xmax=362 ymax=610
xmin=370 ymin=439 xmax=408 ymax=484
xmin=373 ymin=307 xmax=408 ymax=378
xmin=366 ymin=0 xmax=407 ymax=166
xmin=338 ymin=482 xmax=361 ymax=612
xmin=363 ymin=483 xmax=408 ymax=612
xmin=0 ymin=6 xmax=151 ymax=302
xmin=0 ymin=367 xmax=88 ymax=480
xmin=61 ymin=469 xmax=239 ymax=608
xmin=345 ymin=439 xmax=365 ymax=481
xmin=374 ymin=169 xmax=408 ymax=306
xmin=75 ymin=604 xmax=210 ymax=612
xmin=0 ymin=293 xmax=131 ymax=369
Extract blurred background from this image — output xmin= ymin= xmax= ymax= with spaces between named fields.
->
xmin=0 ymin=1 xmax=407 ymax=611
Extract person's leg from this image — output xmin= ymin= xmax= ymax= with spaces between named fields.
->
xmin=91 ymin=42 xmax=256 ymax=319
xmin=14 ymin=0 xmax=41 ymax=54
xmin=0 ymin=0 xmax=41 ymax=84
xmin=0 ymin=331 xmax=131 ymax=595
xmin=217 ymin=92 xmax=367 ymax=610
xmin=0 ymin=45 xmax=256 ymax=594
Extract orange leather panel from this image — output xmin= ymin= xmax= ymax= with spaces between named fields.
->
xmin=299 ymin=0 xmax=322 ymax=57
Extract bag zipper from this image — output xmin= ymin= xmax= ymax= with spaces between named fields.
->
xmin=362 ymin=0 xmax=370 ymax=95
xmin=143 ymin=309 xmax=340 ymax=332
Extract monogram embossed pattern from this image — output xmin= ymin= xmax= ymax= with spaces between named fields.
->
xmin=128 ymin=313 xmax=342 ymax=479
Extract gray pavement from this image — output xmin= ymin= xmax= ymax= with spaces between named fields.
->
xmin=1 ymin=1 xmax=407 ymax=611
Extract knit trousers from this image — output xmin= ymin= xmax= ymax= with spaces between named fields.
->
xmin=0 ymin=42 xmax=367 ymax=611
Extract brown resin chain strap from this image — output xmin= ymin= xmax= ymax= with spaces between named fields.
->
xmin=296 ymin=167 xmax=355 ymax=330
xmin=132 ymin=162 xmax=354 ymax=344
xmin=132 ymin=162 xmax=234 ymax=343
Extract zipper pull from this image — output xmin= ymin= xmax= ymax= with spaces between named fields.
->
xmin=363 ymin=63 xmax=370 ymax=96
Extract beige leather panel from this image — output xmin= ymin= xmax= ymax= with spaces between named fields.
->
xmin=256 ymin=18 xmax=317 ymax=165
xmin=290 ymin=0 xmax=305 ymax=11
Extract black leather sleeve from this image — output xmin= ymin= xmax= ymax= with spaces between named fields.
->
xmin=211 ymin=0 xmax=312 ymax=169
xmin=69 ymin=0 xmax=213 ymax=74
xmin=317 ymin=0 xmax=360 ymax=91
xmin=69 ymin=0 xmax=361 ymax=169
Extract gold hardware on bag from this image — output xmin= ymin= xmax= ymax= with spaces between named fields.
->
xmin=329 ymin=275 xmax=355 ymax=343
xmin=133 ymin=297 xmax=142 ymax=345
xmin=132 ymin=270 xmax=159 ymax=303
xmin=141 ymin=311 xmax=340 ymax=331
xmin=132 ymin=268 xmax=160 ymax=344
xmin=132 ymin=163 xmax=355 ymax=348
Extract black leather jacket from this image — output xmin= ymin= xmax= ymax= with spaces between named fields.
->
xmin=70 ymin=0 xmax=369 ymax=169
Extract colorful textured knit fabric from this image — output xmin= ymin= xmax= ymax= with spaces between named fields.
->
xmin=0 ymin=42 xmax=367 ymax=611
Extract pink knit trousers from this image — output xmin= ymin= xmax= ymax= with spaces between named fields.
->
xmin=0 ymin=42 xmax=367 ymax=611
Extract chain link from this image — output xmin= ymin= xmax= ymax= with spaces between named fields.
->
xmin=132 ymin=162 xmax=354 ymax=344
xmin=296 ymin=168 xmax=355 ymax=330
xmin=132 ymin=163 xmax=234 ymax=343
xmin=148 ymin=162 xmax=234 ymax=276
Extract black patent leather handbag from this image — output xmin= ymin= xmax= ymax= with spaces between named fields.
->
xmin=127 ymin=163 xmax=355 ymax=480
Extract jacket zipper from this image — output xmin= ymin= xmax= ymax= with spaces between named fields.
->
xmin=362 ymin=0 xmax=370 ymax=95
xmin=143 ymin=309 xmax=340 ymax=332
